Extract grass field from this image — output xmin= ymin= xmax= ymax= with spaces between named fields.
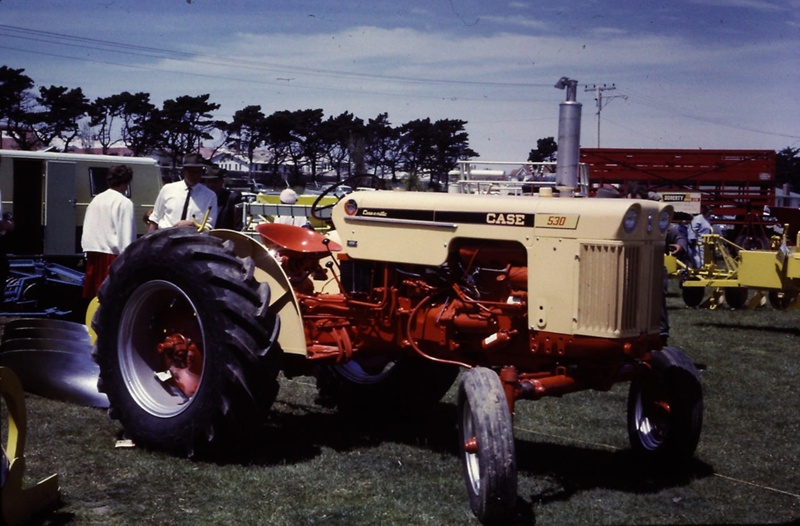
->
xmin=5 ymin=284 xmax=800 ymax=525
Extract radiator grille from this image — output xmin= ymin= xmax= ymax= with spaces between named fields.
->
xmin=576 ymin=242 xmax=662 ymax=337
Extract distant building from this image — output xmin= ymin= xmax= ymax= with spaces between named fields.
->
xmin=206 ymin=149 xmax=251 ymax=172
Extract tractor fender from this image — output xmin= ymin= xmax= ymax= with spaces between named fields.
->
xmin=210 ymin=230 xmax=307 ymax=357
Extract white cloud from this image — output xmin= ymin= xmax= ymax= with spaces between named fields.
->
xmin=688 ymin=0 xmax=783 ymax=10
xmin=478 ymin=15 xmax=549 ymax=30
xmin=2 ymin=0 xmax=797 ymax=159
xmin=148 ymin=24 xmax=795 ymax=157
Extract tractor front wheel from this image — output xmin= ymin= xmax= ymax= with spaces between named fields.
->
xmin=457 ymin=367 xmax=517 ymax=523
xmin=93 ymin=227 xmax=281 ymax=458
xmin=627 ymin=347 xmax=703 ymax=463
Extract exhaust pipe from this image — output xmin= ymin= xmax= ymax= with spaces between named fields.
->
xmin=554 ymin=77 xmax=582 ymax=197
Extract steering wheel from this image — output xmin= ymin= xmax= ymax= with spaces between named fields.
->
xmin=310 ymin=174 xmax=382 ymax=221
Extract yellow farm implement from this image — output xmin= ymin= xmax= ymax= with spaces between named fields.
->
xmin=670 ymin=229 xmax=800 ymax=310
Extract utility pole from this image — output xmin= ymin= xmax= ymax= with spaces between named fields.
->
xmin=584 ymin=84 xmax=626 ymax=148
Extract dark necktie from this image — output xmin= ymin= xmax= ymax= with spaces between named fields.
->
xmin=180 ymin=186 xmax=192 ymax=220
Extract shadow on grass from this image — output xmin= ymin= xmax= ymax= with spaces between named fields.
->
xmin=240 ymin=400 xmax=461 ymax=466
xmin=696 ymin=321 xmax=800 ymax=337
xmin=224 ymin=398 xmax=713 ymax=522
xmin=515 ymin=439 xmax=714 ymax=506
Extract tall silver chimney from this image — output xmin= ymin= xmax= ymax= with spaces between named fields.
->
xmin=554 ymin=77 xmax=582 ymax=196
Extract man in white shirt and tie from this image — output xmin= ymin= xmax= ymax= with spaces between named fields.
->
xmin=148 ymin=153 xmax=218 ymax=231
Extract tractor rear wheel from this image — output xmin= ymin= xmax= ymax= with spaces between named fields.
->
xmin=93 ymin=227 xmax=281 ymax=458
xmin=457 ymin=367 xmax=517 ymax=523
xmin=317 ymin=355 xmax=459 ymax=414
xmin=627 ymin=347 xmax=703 ymax=463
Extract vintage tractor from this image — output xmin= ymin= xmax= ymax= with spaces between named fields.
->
xmin=92 ymin=186 xmax=703 ymax=523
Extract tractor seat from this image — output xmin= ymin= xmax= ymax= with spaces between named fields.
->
xmin=255 ymin=222 xmax=342 ymax=255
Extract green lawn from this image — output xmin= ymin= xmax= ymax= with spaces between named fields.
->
xmin=6 ymin=285 xmax=800 ymax=525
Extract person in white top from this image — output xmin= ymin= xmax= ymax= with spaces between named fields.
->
xmin=81 ymin=164 xmax=136 ymax=298
xmin=689 ymin=205 xmax=714 ymax=268
xmin=148 ymin=153 xmax=218 ymax=231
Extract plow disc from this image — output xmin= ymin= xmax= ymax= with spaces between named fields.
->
xmin=0 ymin=318 xmax=108 ymax=407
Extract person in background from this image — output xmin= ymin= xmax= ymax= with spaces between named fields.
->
xmin=670 ymin=211 xmax=693 ymax=266
xmin=0 ymin=188 xmax=15 ymax=289
xmin=689 ymin=205 xmax=714 ymax=268
xmin=624 ymin=182 xmax=687 ymax=345
xmin=148 ymin=153 xmax=217 ymax=231
xmin=202 ymin=165 xmax=243 ymax=230
xmin=80 ymin=164 xmax=136 ymax=299
xmin=625 ymin=183 xmax=689 ymax=260
xmin=274 ymin=188 xmax=310 ymax=227
xmin=595 ymin=184 xmax=621 ymax=198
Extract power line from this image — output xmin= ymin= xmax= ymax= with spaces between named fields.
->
xmin=0 ymin=24 xmax=552 ymax=90
xmin=622 ymin=86 xmax=800 ymax=141
xmin=3 ymin=24 xmax=796 ymax=143
xmin=0 ymin=41 xmax=554 ymax=107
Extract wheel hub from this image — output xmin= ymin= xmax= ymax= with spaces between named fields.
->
xmin=157 ymin=333 xmax=203 ymax=398
xmin=463 ymin=437 xmax=479 ymax=455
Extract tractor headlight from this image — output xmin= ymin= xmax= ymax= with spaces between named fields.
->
xmin=344 ymin=198 xmax=358 ymax=216
xmin=658 ymin=209 xmax=671 ymax=234
xmin=623 ymin=206 xmax=639 ymax=233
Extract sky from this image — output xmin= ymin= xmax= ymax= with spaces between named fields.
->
xmin=0 ymin=0 xmax=798 ymax=161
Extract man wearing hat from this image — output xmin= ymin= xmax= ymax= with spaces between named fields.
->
xmin=148 ymin=153 xmax=218 ymax=231
xmin=202 ymin=165 xmax=243 ymax=230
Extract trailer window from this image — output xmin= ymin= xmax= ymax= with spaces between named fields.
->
xmin=89 ymin=167 xmax=131 ymax=197
xmin=89 ymin=167 xmax=109 ymax=196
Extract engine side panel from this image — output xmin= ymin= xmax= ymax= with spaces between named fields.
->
xmin=332 ymin=191 xmax=669 ymax=340
xmin=332 ymin=191 xmax=665 ymax=262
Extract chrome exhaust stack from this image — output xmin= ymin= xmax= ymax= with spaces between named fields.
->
xmin=554 ymin=77 xmax=582 ymax=197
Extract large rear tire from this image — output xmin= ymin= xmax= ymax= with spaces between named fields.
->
xmin=457 ymin=367 xmax=517 ymax=523
xmin=93 ymin=227 xmax=281 ymax=458
xmin=627 ymin=347 xmax=703 ymax=463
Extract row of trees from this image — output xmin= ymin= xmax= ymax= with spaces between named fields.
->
xmin=3 ymin=65 xmax=798 ymax=191
xmin=776 ymin=147 xmax=800 ymax=193
xmin=0 ymin=65 xmax=478 ymax=188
